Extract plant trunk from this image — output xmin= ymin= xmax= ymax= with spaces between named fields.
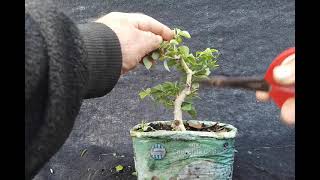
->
xmin=172 ymin=59 xmax=193 ymax=131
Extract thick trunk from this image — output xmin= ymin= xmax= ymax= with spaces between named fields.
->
xmin=172 ymin=59 xmax=193 ymax=131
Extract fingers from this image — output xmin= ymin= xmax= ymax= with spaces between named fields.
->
xmin=256 ymin=91 xmax=270 ymax=102
xmin=134 ymin=14 xmax=174 ymax=40
xmin=273 ymin=54 xmax=295 ymax=85
xmin=140 ymin=31 xmax=163 ymax=55
xmin=280 ymin=97 xmax=295 ymax=125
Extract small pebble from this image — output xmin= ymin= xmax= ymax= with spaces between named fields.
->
xmin=248 ymin=151 xmax=252 ymax=154
xmin=50 ymin=168 xmax=54 ymax=174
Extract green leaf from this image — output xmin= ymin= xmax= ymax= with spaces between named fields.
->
xmin=187 ymin=109 xmax=197 ymax=118
xmin=163 ymin=60 xmax=170 ymax=72
xmin=115 ymin=165 xmax=124 ymax=172
xmin=169 ymin=39 xmax=179 ymax=45
xmin=185 ymin=54 xmax=196 ymax=65
xmin=151 ymin=52 xmax=160 ymax=60
xmin=178 ymin=46 xmax=189 ymax=55
xmin=152 ymin=84 xmax=163 ymax=92
xmin=160 ymin=41 xmax=170 ymax=49
xmin=211 ymin=48 xmax=218 ymax=53
xmin=176 ymin=36 xmax=183 ymax=43
xmin=139 ymin=88 xmax=151 ymax=99
xmin=193 ymin=74 xmax=209 ymax=81
xmin=174 ymin=28 xmax=182 ymax=36
xmin=179 ymin=31 xmax=191 ymax=38
xmin=192 ymin=83 xmax=199 ymax=89
xmin=166 ymin=59 xmax=176 ymax=67
xmin=165 ymin=51 xmax=176 ymax=58
xmin=204 ymin=48 xmax=212 ymax=53
xmin=181 ymin=102 xmax=192 ymax=111
xmin=138 ymin=92 xmax=147 ymax=99
xmin=143 ymin=57 xmax=153 ymax=70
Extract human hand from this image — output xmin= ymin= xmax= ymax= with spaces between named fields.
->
xmin=256 ymin=54 xmax=295 ymax=125
xmin=95 ymin=12 xmax=174 ymax=74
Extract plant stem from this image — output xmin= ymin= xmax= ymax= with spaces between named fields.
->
xmin=172 ymin=59 xmax=193 ymax=131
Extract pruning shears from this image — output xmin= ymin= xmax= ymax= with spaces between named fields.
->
xmin=200 ymin=48 xmax=295 ymax=108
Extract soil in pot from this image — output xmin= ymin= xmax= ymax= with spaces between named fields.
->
xmin=136 ymin=121 xmax=231 ymax=132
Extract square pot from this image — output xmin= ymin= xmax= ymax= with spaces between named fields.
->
xmin=130 ymin=120 xmax=237 ymax=180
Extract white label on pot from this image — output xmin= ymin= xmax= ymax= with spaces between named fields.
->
xmin=175 ymin=143 xmax=227 ymax=157
xmin=177 ymin=161 xmax=233 ymax=180
xmin=150 ymin=144 xmax=166 ymax=160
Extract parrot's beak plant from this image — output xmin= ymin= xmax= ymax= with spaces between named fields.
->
xmin=139 ymin=28 xmax=219 ymax=131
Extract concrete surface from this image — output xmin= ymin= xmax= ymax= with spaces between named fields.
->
xmin=34 ymin=0 xmax=295 ymax=179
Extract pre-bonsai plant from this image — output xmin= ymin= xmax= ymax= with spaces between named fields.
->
xmin=130 ymin=28 xmax=237 ymax=180
xmin=139 ymin=28 xmax=219 ymax=131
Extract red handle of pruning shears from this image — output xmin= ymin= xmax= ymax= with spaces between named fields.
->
xmin=200 ymin=48 xmax=295 ymax=109
xmin=264 ymin=47 xmax=295 ymax=108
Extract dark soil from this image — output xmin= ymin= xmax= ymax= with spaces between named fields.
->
xmin=139 ymin=121 xmax=231 ymax=132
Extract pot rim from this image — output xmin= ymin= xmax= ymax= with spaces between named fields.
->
xmin=130 ymin=120 xmax=237 ymax=139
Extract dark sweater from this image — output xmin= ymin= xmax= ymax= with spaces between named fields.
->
xmin=25 ymin=0 xmax=122 ymax=179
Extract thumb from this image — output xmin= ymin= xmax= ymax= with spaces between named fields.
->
xmin=280 ymin=97 xmax=295 ymax=125
xmin=140 ymin=31 xmax=163 ymax=56
xmin=273 ymin=54 xmax=295 ymax=85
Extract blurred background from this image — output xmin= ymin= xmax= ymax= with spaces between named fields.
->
xmin=34 ymin=0 xmax=295 ymax=179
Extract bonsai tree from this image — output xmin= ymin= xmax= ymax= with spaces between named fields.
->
xmin=139 ymin=28 xmax=219 ymax=131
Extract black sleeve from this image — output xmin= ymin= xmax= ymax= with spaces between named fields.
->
xmin=25 ymin=0 xmax=122 ymax=179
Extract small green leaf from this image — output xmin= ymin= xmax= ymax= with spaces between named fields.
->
xmin=204 ymin=48 xmax=213 ymax=56
xmin=151 ymin=52 xmax=160 ymax=60
xmin=132 ymin=172 xmax=137 ymax=176
xmin=139 ymin=88 xmax=151 ymax=99
xmin=174 ymin=28 xmax=182 ymax=36
xmin=211 ymin=48 xmax=218 ymax=53
xmin=143 ymin=57 xmax=153 ymax=70
xmin=181 ymin=102 xmax=192 ymax=111
xmin=160 ymin=41 xmax=170 ymax=49
xmin=179 ymin=31 xmax=191 ymax=38
xmin=115 ymin=165 xmax=124 ymax=172
xmin=167 ymin=59 xmax=176 ymax=67
xmin=139 ymin=92 xmax=146 ymax=99
xmin=153 ymin=84 xmax=163 ymax=92
xmin=187 ymin=109 xmax=197 ymax=118
xmin=163 ymin=60 xmax=170 ymax=72
xmin=169 ymin=39 xmax=179 ymax=45
xmin=192 ymin=83 xmax=199 ymax=89
xmin=193 ymin=74 xmax=209 ymax=81
xmin=178 ymin=46 xmax=189 ymax=55
xmin=139 ymin=90 xmax=150 ymax=99
xmin=176 ymin=36 xmax=183 ymax=43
